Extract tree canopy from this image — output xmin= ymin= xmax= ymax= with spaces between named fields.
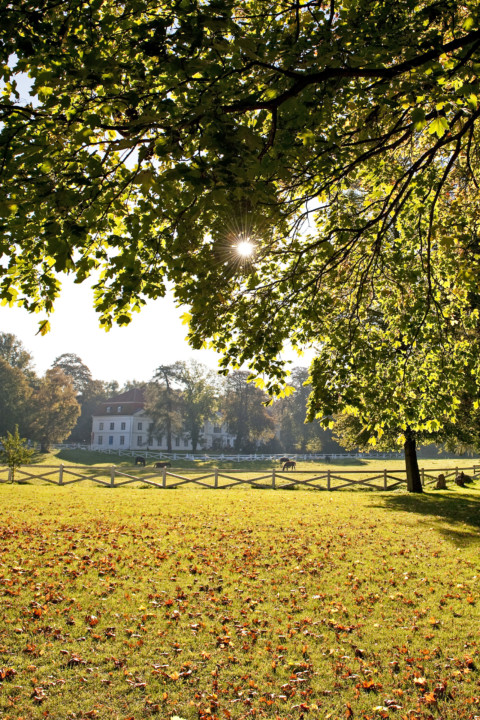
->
xmin=147 ymin=361 xmax=219 ymax=451
xmin=1 ymin=2 xmax=478 ymax=334
xmin=2 ymin=1 xmax=480 ymax=476
xmin=0 ymin=357 xmax=32 ymax=437
xmin=0 ymin=425 xmax=34 ymax=483
xmin=276 ymin=367 xmax=329 ymax=453
xmin=52 ymin=353 xmax=93 ymax=395
xmin=223 ymin=370 xmax=275 ymax=451
xmin=0 ymin=332 xmax=34 ymax=373
xmin=29 ymin=367 xmax=80 ymax=451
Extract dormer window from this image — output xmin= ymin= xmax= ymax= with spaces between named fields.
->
xmin=106 ymin=406 xmax=111 ymax=413
xmin=117 ymin=405 xmax=122 ymax=412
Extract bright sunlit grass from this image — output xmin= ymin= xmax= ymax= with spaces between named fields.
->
xmin=0 ymin=484 xmax=479 ymax=719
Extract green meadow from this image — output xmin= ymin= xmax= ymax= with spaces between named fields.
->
xmin=3 ymin=448 xmax=479 ymax=491
xmin=27 ymin=448 xmax=480 ymax=474
xmin=0 ymin=477 xmax=479 ymax=720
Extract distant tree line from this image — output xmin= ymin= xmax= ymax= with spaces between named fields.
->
xmin=0 ymin=334 xmax=80 ymax=451
xmin=0 ymin=333 xmax=343 ymax=454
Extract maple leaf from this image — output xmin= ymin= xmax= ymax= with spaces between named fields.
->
xmin=413 ymin=676 xmax=428 ymax=688
xmin=0 ymin=668 xmax=16 ymax=681
xmin=31 ymin=687 xmax=47 ymax=703
xmin=423 ymin=691 xmax=437 ymax=705
xmin=360 ymin=679 xmax=380 ymax=692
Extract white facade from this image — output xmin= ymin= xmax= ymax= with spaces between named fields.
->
xmin=91 ymin=391 xmax=235 ymax=451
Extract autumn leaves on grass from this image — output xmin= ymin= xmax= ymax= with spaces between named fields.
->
xmin=0 ymin=487 xmax=478 ymax=719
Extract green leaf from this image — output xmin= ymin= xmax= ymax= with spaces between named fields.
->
xmin=411 ymin=107 xmax=426 ymax=131
xmin=428 ymin=117 xmax=448 ymax=137
xmin=467 ymin=94 xmax=478 ymax=111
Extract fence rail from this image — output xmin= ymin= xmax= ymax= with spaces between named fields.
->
xmin=0 ymin=464 xmax=478 ymax=491
xmin=53 ymin=444 xmax=406 ymax=461
xmin=53 ymin=444 xmax=479 ymax=463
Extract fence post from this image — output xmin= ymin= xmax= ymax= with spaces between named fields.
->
xmin=327 ymin=469 xmax=331 ymax=490
xmin=162 ymin=467 xmax=167 ymax=488
xmin=421 ymin=468 xmax=425 ymax=487
xmin=59 ymin=464 xmax=64 ymax=486
xmin=272 ymin=469 xmax=276 ymax=489
xmin=110 ymin=466 xmax=116 ymax=487
xmin=214 ymin=469 xmax=218 ymax=488
xmin=7 ymin=467 xmax=12 ymax=483
xmin=383 ymin=469 xmax=387 ymax=490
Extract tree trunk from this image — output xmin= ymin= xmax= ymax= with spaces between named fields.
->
xmin=404 ymin=428 xmax=422 ymax=493
xmin=165 ymin=376 xmax=173 ymax=452
xmin=166 ymin=414 xmax=172 ymax=453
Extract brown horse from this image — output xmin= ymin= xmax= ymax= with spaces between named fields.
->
xmin=283 ymin=460 xmax=296 ymax=471
xmin=154 ymin=461 xmax=171 ymax=469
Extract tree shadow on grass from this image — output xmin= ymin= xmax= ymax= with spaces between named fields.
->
xmin=328 ymin=457 xmax=368 ymax=466
xmin=56 ymin=449 xmax=135 ymax=466
xmin=29 ymin=449 xmax=48 ymax=464
xmin=373 ymin=485 xmax=480 ymax=547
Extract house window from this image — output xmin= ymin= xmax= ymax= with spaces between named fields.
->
xmin=110 ymin=422 xmax=114 ymax=430
xmin=213 ymin=425 xmax=221 ymax=433
xmin=157 ymin=435 xmax=163 ymax=446
xmin=137 ymin=436 xmax=143 ymax=446
xmin=148 ymin=423 xmax=153 ymax=432
xmin=108 ymin=436 xmax=113 ymax=445
xmin=99 ymin=422 xmax=104 ymax=430
xmin=106 ymin=406 xmax=111 ymax=413
xmin=117 ymin=405 xmax=122 ymax=412
xmin=120 ymin=436 xmax=125 ymax=445
xmin=175 ymin=436 xmax=180 ymax=447
xmin=184 ymin=438 xmax=189 ymax=447
xmin=98 ymin=435 xmax=103 ymax=445
xmin=138 ymin=422 xmax=143 ymax=430
xmin=121 ymin=422 xmax=126 ymax=430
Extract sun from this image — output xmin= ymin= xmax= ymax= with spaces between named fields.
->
xmin=235 ymin=238 xmax=256 ymax=257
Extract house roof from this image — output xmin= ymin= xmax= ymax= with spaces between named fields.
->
xmin=94 ymin=387 xmax=146 ymax=416
xmin=108 ymin=388 xmax=145 ymax=403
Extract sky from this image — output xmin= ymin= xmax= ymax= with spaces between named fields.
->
xmin=0 ymin=276 xmax=225 ymax=384
xmin=0 ymin=276 xmax=312 ymax=385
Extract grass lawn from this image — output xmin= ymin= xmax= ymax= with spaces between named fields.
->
xmin=0 ymin=482 xmax=479 ymax=720
xmin=47 ymin=448 xmax=480 ymax=474
xmin=2 ymin=449 xmax=479 ymax=491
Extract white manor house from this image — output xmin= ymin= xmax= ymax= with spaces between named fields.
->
xmin=91 ymin=388 xmax=235 ymax=452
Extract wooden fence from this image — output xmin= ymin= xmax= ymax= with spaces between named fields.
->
xmin=0 ymin=464 xmax=478 ymax=491
xmin=53 ymin=444 xmax=405 ymax=462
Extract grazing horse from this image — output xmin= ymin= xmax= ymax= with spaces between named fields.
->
xmin=135 ymin=456 xmax=146 ymax=467
xmin=280 ymin=457 xmax=290 ymax=464
xmin=283 ymin=460 xmax=296 ymax=471
xmin=154 ymin=461 xmax=171 ymax=469
xmin=455 ymin=471 xmax=471 ymax=486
